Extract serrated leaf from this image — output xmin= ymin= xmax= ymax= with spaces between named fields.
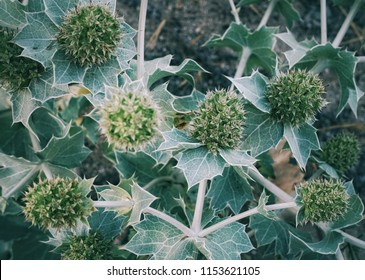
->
xmin=129 ymin=184 xmax=157 ymax=225
xmin=290 ymin=231 xmax=345 ymax=255
xmin=0 ymin=153 xmax=39 ymax=199
xmin=173 ymin=89 xmax=205 ymax=112
xmin=312 ymin=156 xmax=339 ymax=178
xmin=176 ymin=147 xmax=226 ymax=188
xmin=43 ymin=0 xmax=78 ymax=27
xmin=256 ymin=191 xmax=276 ymax=219
xmin=0 ymin=0 xmax=26 ymax=29
xmin=283 ymin=123 xmax=320 ymax=169
xmin=196 ymin=222 xmax=253 ymax=260
xmin=158 ymin=128 xmax=202 ymax=151
xmin=330 ymin=195 xmax=364 ymax=230
xmin=36 ymin=126 xmax=90 ymax=168
xmin=242 ymin=105 xmax=283 ymax=156
xmin=277 ymin=0 xmax=301 ymax=29
xmin=10 ymin=89 xmax=39 ymax=128
xmin=115 ymin=21 xmax=137 ymax=70
xmin=52 ymin=50 xmax=87 ymax=85
xmin=99 ymin=184 xmax=132 ymax=216
xmin=230 ymin=71 xmax=270 ymax=113
xmin=208 ymin=167 xmax=253 ymax=214
xmin=88 ymin=209 xmax=125 ymax=240
xmin=218 ymin=149 xmax=256 ymax=167
xmin=14 ymin=11 xmax=58 ymax=66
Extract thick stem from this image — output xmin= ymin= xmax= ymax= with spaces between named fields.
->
xmin=320 ymin=0 xmax=327 ymax=44
xmin=335 ymin=248 xmax=345 ymax=260
xmin=228 ymin=0 xmax=241 ymax=24
xmin=137 ymin=0 xmax=148 ymax=79
xmin=336 ymin=230 xmax=365 ymax=250
xmin=199 ymin=201 xmax=297 ymax=237
xmin=258 ymin=0 xmax=278 ymax=29
xmin=230 ymin=48 xmax=252 ymax=90
xmin=29 ymin=131 xmax=53 ymax=180
xmin=144 ymin=207 xmax=195 ymax=237
xmin=333 ymin=0 xmax=363 ymax=48
xmin=191 ymin=180 xmax=207 ymax=234
xmin=357 ymin=56 xmax=365 ymax=63
xmin=143 ymin=176 xmax=173 ymax=191
xmin=93 ymin=200 xmax=133 ymax=208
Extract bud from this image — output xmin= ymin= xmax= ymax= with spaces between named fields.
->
xmin=56 ymin=4 xmax=121 ymax=67
xmin=321 ymin=132 xmax=360 ymax=173
xmin=190 ymin=89 xmax=245 ymax=153
xmin=23 ymin=178 xmax=94 ymax=229
xmin=61 ymin=232 xmax=113 ymax=260
xmin=296 ymin=179 xmax=349 ymax=223
xmin=265 ymin=70 xmax=325 ymax=126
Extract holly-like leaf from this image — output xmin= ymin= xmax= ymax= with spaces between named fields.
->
xmin=283 ymin=123 xmax=320 ymax=169
xmin=14 ymin=11 xmax=58 ymax=66
xmin=158 ymin=129 xmax=202 ymax=151
xmin=218 ymin=149 xmax=256 ymax=167
xmin=207 ymin=167 xmax=253 ymax=214
xmin=176 ymin=147 xmax=226 ymax=188
xmin=205 ymin=23 xmax=277 ymax=74
xmin=88 ymin=209 xmax=126 ymax=240
xmin=0 ymin=153 xmax=39 ymax=199
xmin=330 ymin=194 xmax=364 ymax=230
xmin=129 ymin=184 xmax=157 ymax=225
xmin=196 ymin=222 xmax=254 ymax=260
xmin=0 ymin=0 xmax=26 ymax=29
xmin=43 ymin=0 xmax=78 ymax=27
xmin=115 ymin=21 xmax=137 ymax=70
xmin=173 ymin=89 xmax=205 ymax=112
xmin=10 ymin=89 xmax=39 ymax=129
xmin=98 ymin=182 xmax=132 ymax=216
xmin=52 ymin=50 xmax=87 ymax=85
xmin=312 ymin=156 xmax=339 ymax=179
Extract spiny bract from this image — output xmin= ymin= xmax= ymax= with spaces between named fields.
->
xmin=56 ymin=4 xmax=121 ymax=67
xmin=23 ymin=178 xmax=94 ymax=229
xmin=99 ymin=90 xmax=160 ymax=150
xmin=265 ymin=70 xmax=325 ymax=126
xmin=0 ymin=28 xmax=43 ymax=91
xmin=321 ymin=132 xmax=360 ymax=173
xmin=191 ymin=89 xmax=245 ymax=153
xmin=61 ymin=232 xmax=113 ymax=260
xmin=296 ymin=179 xmax=349 ymax=223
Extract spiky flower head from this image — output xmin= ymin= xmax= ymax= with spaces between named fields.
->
xmin=190 ymin=89 xmax=245 ymax=153
xmin=23 ymin=178 xmax=94 ymax=229
xmin=56 ymin=4 xmax=121 ymax=67
xmin=61 ymin=232 xmax=113 ymax=260
xmin=321 ymin=132 xmax=360 ymax=173
xmin=265 ymin=70 xmax=325 ymax=126
xmin=296 ymin=179 xmax=349 ymax=223
xmin=99 ymin=89 xmax=160 ymax=150
xmin=0 ymin=28 xmax=43 ymax=91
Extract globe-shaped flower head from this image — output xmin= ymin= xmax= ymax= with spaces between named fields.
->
xmin=265 ymin=70 xmax=325 ymax=126
xmin=190 ymin=89 xmax=245 ymax=153
xmin=296 ymin=179 xmax=349 ymax=223
xmin=99 ymin=88 xmax=161 ymax=150
xmin=23 ymin=178 xmax=94 ymax=229
xmin=0 ymin=28 xmax=44 ymax=91
xmin=56 ymin=4 xmax=122 ymax=67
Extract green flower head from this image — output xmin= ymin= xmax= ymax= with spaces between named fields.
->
xmin=0 ymin=28 xmax=43 ymax=91
xmin=190 ymin=89 xmax=245 ymax=153
xmin=23 ymin=178 xmax=94 ymax=229
xmin=99 ymin=89 xmax=161 ymax=151
xmin=265 ymin=70 xmax=325 ymax=126
xmin=56 ymin=4 xmax=121 ymax=67
xmin=61 ymin=232 xmax=114 ymax=260
xmin=296 ymin=179 xmax=349 ymax=223
xmin=321 ymin=132 xmax=360 ymax=173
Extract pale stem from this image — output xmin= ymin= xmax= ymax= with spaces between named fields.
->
xmin=320 ymin=0 xmax=327 ymax=44
xmin=258 ymin=0 xmax=278 ymax=29
xmin=143 ymin=176 xmax=173 ymax=191
xmin=191 ymin=180 xmax=207 ymax=234
xmin=199 ymin=201 xmax=297 ymax=237
xmin=336 ymin=230 xmax=365 ymax=250
xmin=144 ymin=207 xmax=195 ymax=237
xmin=335 ymin=248 xmax=345 ymax=260
xmin=29 ymin=131 xmax=53 ymax=180
xmin=230 ymin=48 xmax=252 ymax=90
xmin=137 ymin=0 xmax=149 ymax=79
xmin=332 ymin=0 xmax=363 ymax=48
xmin=93 ymin=200 xmax=133 ymax=208
xmin=357 ymin=56 xmax=365 ymax=63
xmin=228 ymin=0 xmax=241 ymax=24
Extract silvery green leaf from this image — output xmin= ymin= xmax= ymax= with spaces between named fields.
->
xmin=43 ymin=0 xmax=78 ymax=27
xmin=289 ymin=232 xmax=345 ymax=255
xmin=256 ymin=191 xmax=276 ymax=219
xmin=46 ymin=163 xmax=78 ymax=179
xmin=0 ymin=0 xmax=26 ymax=29
xmin=14 ymin=11 xmax=58 ymax=66
xmin=88 ymin=209 xmax=126 ymax=240
xmin=129 ymin=184 xmax=157 ymax=225
xmin=151 ymin=83 xmax=176 ymax=130
xmin=10 ymin=89 xmax=40 ymax=129
xmin=176 ymin=147 xmax=226 ymax=188
xmin=218 ymin=149 xmax=256 ymax=167
xmin=26 ymin=0 xmax=45 ymax=12
xmin=98 ymin=181 xmax=133 ymax=216
xmin=52 ymin=50 xmax=86 ymax=85
xmin=242 ymin=105 xmax=283 ymax=156
xmin=312 ymin=156 xmax=339 ymax=179
xmin=173 ymin=89 xmax=205 ymax=112
xmin=196 ymin=222 xmax=254 ymax=260
xmin=283 ymin=123 xmax=320 ymax=169
xmin=29 ymin=69 xmax=68 ymax=102
xmin=115 ymin=21 xmax=137 ymax=70
xmin=158 ymin=129 xmax=202 ymax=151
xmin=0 ymin=153 xmax=39 ymax=199
xmin=229 ymin=71 xmax=270 ymax=113
xmin=330 ymin=194 xmax=364 ymax=230
xmin=207 ymin=167 xmax=253 ymax=214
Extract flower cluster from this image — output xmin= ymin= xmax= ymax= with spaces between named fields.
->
xmin=265 ymin=70 xmax=325 ymax=126
xmin=190 ymin=89 xmax=245 ymax=153
xmin=321 ymin=132 xmax=360 ymax=173
xmin=57 ymin=4 xmax=121 ymax=67
xmin=23 ymin=178 xmax=94 ymax=229
xmin=296 ymin=179 xmax=349 ymax=223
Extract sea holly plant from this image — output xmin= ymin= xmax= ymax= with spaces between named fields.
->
xmin=0 ymin=0 xmax=365 ymax=260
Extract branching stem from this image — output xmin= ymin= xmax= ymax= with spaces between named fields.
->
xmin=191 ymin=180 xmax=207 ymax=234
xmin=258 ymin=0 xmax=278 ymax=29
xmin=228 ymin=0 xmax=241 ymax=24
xmin=137 ymin=0 xmax=148 ymax=79
xmin=320 ymin=0 xmax=327 ymax=44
